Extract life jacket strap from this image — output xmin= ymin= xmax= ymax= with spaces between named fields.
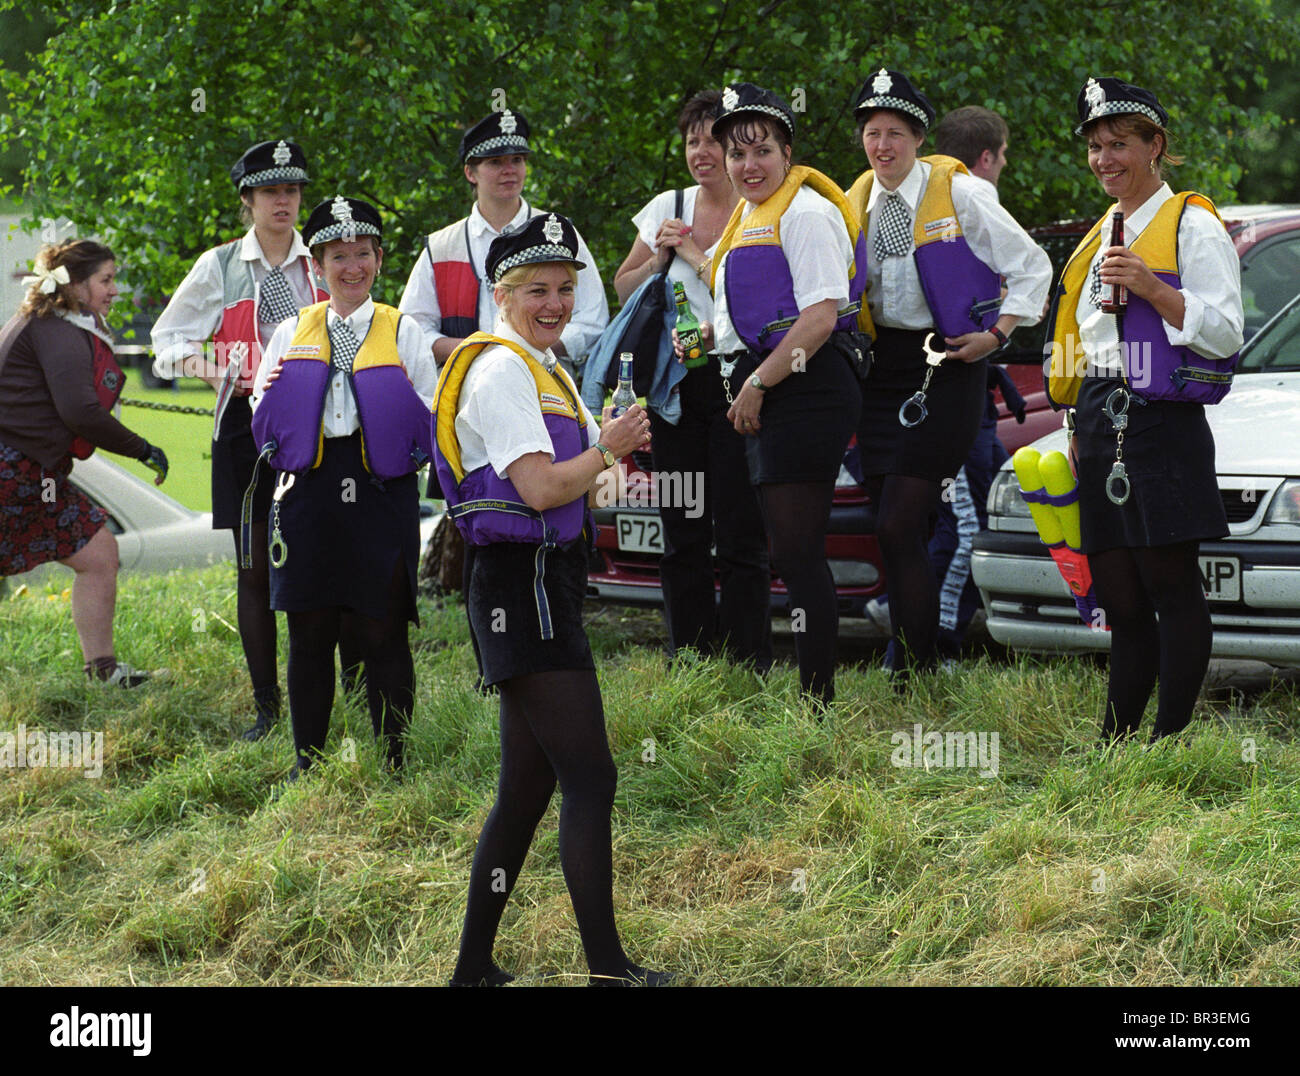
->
xmin=756 ymin=299 xmax=862 ymax=348
xmin=531 ymin=526 xmax=560 ymax=641
xmin=1021 ymin=487 xmax=1079 ymax=509
xmin=239 ymin=441 xmax=277 ymax=568
xmin=448 ymin=498 xmax=544 ymax=522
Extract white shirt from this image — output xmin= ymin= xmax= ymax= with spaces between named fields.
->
xmin=456 ymin=318 xmax=601 ymax=479
xmin=864 ymin=159 xmax=1051 ymax=330
xmin=712 ymin=185 xmax=854 ymax=355
xmin=631 ymin=186 xmax=717 ymax=319
xmin=1077 ymin=183 xmax=1245 ymax=374
xmin=398 ymin=199 xmax=610 ymax=365
xmin=251 ymin=297 xmax=436 ymax=438
xmin=151 ymin=228 xmax=318 ymax=379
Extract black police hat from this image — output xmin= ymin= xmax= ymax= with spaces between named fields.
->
xmin=712 ymin=83 xmax=796 ymax=142
xmin=458 ymin=109 xmax=532 ymax=163
xmin=1075 ymin=77 xmax=1170 ymax=135
xmin=230 ymin=140 xmax=310 ymax=190
xmin=485 ymin=212 xmax=585 ymax=283
xmin=852 ymin=69 xmax=936 ymax=130
xmin=303 ymin=196 xmax=383 ymax=248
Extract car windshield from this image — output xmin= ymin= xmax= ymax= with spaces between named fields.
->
xmin=1239 ymin=295 xmax=1300 ymax=372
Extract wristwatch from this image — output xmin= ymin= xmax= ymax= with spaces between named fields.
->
xmin=594 ymin=442 xmax=617 ymax=468
xmin=748 ymin=373 xmax=769 ymax=393
xmin=988 ymin=325 xmax=1010 ymax=350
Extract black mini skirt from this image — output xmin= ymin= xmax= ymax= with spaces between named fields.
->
xmin=465 ymin=538 xmax=595 ymax=687
xmin=1074 ymin=376 xmax=1228 ymax=553
xmin=211 ymin=395 xmax=272 ymax=531
xmin=268 ymin=432 xmax=420 ymax=622
xmin=857 ymin=326 xmax=987 ymax=483
xmin=726 ymin=338 xmax=861 ymax=484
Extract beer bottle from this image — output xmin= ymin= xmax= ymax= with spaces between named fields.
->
xmin=1099 ymin=210 xmax=1128 ymax=314
xmin=673 ymin=280 xmax=705 ymax=368
xmin=611 ymin=352 xmax=636 ymax=417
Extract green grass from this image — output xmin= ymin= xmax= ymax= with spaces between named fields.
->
xmin=2 ymin=565 xmax=1298 ymax=985
xmin=112 ymin=381 xmax=218 ymax=512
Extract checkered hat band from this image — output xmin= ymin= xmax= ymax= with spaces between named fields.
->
xmin=1082 ymin=101 xmax=1163 ymax=127
xmin=304 ymin=222 xmax=382 ymax=247
xmin=241 ymin=166 xmax=309 ymax=187
xmin=493 ymin=243 xmax=579 ymax=280
xmin=722 ymin=104 xmax=793 ymax=133
xmin=467 ymin=135 xmax=531 ymax=158
xmin=859 ymin=94 xmax=929 ymax=126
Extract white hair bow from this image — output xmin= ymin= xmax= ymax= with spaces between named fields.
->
xmin=22 ymin=262 xmax=71 ymax=294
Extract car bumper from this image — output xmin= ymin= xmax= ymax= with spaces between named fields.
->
xmin=973 ymin=529 xmax=1300 ymax=667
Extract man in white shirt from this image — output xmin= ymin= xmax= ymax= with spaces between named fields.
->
xmin=398 ymin=109 xmax=608 ymax=381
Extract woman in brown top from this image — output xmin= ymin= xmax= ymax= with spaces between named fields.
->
xmin=0 ymin=240 xmax=169 ymax=686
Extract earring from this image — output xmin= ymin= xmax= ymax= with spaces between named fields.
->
xmin=1148 ymin=158 xmax=1157 ymax=174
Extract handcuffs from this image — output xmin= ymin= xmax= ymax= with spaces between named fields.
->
xmin=898 ymin=333 xmax=948 ymax=428
xmin=268 ymin=471 xmax=295 ymax=567
xmin=1101 ymin=386 xmax=1132 ymax=505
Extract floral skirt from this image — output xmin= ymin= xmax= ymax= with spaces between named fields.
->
xmin=0 ymin=441 xmax=107 ymax=576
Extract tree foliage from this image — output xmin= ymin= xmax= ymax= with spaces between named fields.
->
xmin=1 ymin=0 xmax=1296 ymax=318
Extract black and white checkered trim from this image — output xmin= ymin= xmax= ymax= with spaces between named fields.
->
xmin=240 ymin=165 xmax=309 ymax=188
xmin=858 ymin=94 xmax=930 ymax=127
xmin=722 ymin=103 xmax=794 ymax=134
xmin=1076 ymin=100 xmax=1164 ymax=133
xmin=304 ymin=221 xmax=382 ymax=247
xmin=492 ymin=243 xmax=578 ymax=280
xmin=466 ymin=134 xmax=531 ymax=158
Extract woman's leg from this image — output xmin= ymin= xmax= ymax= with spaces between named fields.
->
xmin=233 ymin=522 xmax=282 ymax=738
xmin=1090 ymin=547 xmax=1159 ymax=741
xmin=872 ymin=474 xmax=943 ymax=675
xmin=284 ymin=606 xmax=340 ymax=771
xmin=1134 ymin=541 xmax=1213 ymax=741
xmin=60 ymin=525 xmax=118 ymax=665
xmin=758 ymin=482 xmax=838 ymax=704
xmin=343 ymin=561 xmax=414 ymax=771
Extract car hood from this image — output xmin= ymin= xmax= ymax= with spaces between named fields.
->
xmin=1017 ymin=371 xmax=1300 ymax=476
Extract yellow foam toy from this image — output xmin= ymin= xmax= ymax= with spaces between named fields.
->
xmin=1012 ymin=447 xmax=1064 ymax=546
xmin=1038 ymin=451 xmax=1081 ymax=550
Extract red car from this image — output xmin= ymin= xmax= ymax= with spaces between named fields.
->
xmin=586 ymin=205 xmax=1300 ymax=616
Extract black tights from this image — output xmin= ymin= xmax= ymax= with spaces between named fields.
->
xmin=1091 ymin=541 xmax=1212 ymax=742
xmin=230 ymin=523 xmax=365 ymax=711
xmin=453 ymin=669 xmax=634 ymax=982
xmin=868 ymin=475 xmax=941 ymax=673
xmin=758 ymin=482 xmax=838 ymax=704
xmin=285 ymin=562 xmax=413 ymax=770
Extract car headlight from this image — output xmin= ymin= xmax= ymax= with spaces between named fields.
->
xmin=987 ymin=470 xmax=1032 ymax=519
xmin=1264 ymin=479 xmax=1300 ymax=524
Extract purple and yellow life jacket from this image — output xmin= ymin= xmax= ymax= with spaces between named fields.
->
xmin=710 ymin=165 xmax=874 ymax=353
xmin=251 ymin=301 xmax=432 ymax=479
xmin=432 ymin=332 xmax=592 ymax=548
xmin=1045 ymin=191 xmax=1238 ymax=407
xmin=847 ymin=155 xmax=1003 ymax=338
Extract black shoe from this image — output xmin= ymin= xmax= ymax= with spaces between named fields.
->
xmin=588 ymin=965 xmax=674 ymax=987
xmin=449 ymin=966 xmax=515 ymax=987
xmin=240 ymin=685 xmax=281 ymax=742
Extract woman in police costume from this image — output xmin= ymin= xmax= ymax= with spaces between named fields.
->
xmin=703 ymin=83 xmax=867 ymax=708
xmin=433 ymin=214 xmax=667 ymax=986
xmin=251 ymin=196 xmax=436 ymax=777
xmin=1048 ymin=78 xmax=1243 ymax=743
xmin=151 ymin=140 xmax=337 ymax=741
xmin=848 ymin=69 xmax=1050 ymax=680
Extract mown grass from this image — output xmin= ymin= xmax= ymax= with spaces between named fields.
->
xmin=1 ymin=564 xmax=1298 ymax=985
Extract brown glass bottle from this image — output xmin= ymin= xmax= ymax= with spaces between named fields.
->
xmin=1100 ymin=210 xmax=1127 ymax=314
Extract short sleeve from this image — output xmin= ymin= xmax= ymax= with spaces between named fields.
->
xmin=783 ymin=191 xmax=852 ymax=312
xmin=456 ymin=349 xmax=556 ymax=478
xmin=631 ymin=189 xmax=680 ymax=251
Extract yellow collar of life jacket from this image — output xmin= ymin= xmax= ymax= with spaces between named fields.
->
xmin=433 ymin=331 xmax=592 ymax=485
xmin=846 ymin=154 xmax=973 ymax=250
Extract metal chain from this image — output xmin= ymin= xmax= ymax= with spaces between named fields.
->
xmin=118 ymin=397 xmax=215 ymax=417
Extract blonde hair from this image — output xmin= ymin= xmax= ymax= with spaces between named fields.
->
xmin=494 ymin=262 xmax=579 ymax=323
xmin=19 ymin=239 xmax=115 ymax=318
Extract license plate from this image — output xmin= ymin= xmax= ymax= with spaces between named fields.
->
xmin=1200 ymin=555 xmax=1240 ymax=602
xmin=616 ymin=514 xmax=664 ymax=554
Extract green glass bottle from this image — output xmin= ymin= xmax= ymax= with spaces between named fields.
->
xmin=673 ymin=280 xmax=705 ymax=368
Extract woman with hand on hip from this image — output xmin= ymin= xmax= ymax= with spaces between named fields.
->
xmin=435 ymin=213 xmax=668 ymax=986
xmin=1047 ymin=78 xmax=1243 ymax=743
xmin=611 ymin=89 xmax=771 ymax=672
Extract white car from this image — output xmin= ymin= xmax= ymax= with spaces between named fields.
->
xmin=973 ymin=295 xmax=1300 ymax=668
xmin=5 ymin=455 xmax=442 ymax=587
